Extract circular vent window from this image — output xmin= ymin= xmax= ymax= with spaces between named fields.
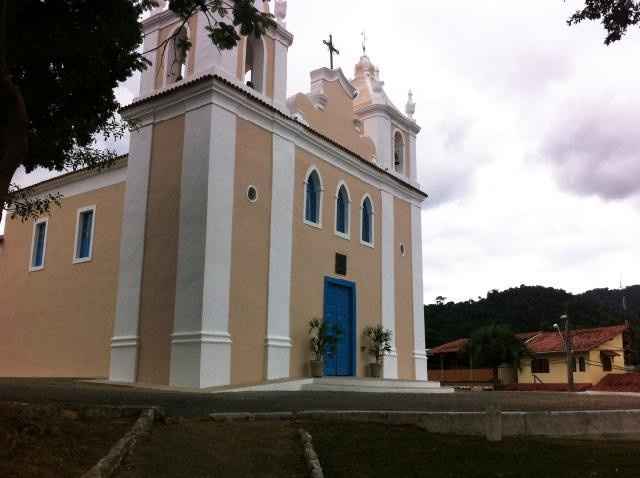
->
xmin=247 ymin=185 xmax=258 ymax=203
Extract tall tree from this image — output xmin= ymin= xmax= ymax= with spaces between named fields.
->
xmin=568 ymin=0 xmax=640 ymax=44
xmin=465 ymin=324 xmax=523 ymax=387
xmin=0 ymin=0 xmax=274 ymax=221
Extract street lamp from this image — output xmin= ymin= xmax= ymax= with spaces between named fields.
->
xmin=554 ymin=314 xmax=574 ymax=392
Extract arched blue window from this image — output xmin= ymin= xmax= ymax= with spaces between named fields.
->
xmin=336 ymin=185 xmax=349 ymax=236
xmin=305 ymin=170 xmax=322 ymax=224
xmin=361 ymin=196 xmax=373 ymax=245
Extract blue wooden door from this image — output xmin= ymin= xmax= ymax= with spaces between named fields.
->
xmin=323 ymin=278 xmax=356 ymax=376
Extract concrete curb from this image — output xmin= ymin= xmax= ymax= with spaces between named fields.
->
xmin=208 ymin=409 xmax=640 ymax=439
xmin=299 ymin=428 xmax=324 ymax=478
xmin=81 ymin=407 xmax=159 ymax=478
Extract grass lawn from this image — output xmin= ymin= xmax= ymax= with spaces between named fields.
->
xmin=0 ymin=403 xmax=133 ymax=478
xmin=117 ymin=419 xmax=307 ymax=478
xmin=305 ymin=421 xmax=640 ymax=478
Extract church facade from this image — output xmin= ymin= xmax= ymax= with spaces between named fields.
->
xmin=0 ymin=1 xmax=429 ymax=388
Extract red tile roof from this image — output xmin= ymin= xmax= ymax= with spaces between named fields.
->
xmin=523 ymin=324 xmax=628 ymax=355
xmin=429 ymin=324 xmax=628 ymax=356
xmin=430 ymin=338 xmax=469 ymax=355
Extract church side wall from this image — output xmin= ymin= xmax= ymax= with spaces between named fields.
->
xmin=136 ymin=115 xmax=185 ymax=385
xmin=0 ymin=183 xmax=125 ymax=378
xmin=289 ymin=147 xmax=382 ymax=379
xmin=394 ymin=198 xmax=415 ymax=380
xmin=229 ymin=119 xmax=273 ymax=385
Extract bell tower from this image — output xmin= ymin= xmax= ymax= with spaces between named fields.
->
xmin=138 ymin=0 xmax=293 ymax=112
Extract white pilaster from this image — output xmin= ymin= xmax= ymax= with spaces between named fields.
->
xmin=411 ymin=204 xmax=428 ymax=381
xmin=140 ymin=30 xmax=159 ymax=96
xmin=194 ymin=12 xmax=238 ymax=80
xmin=381 ymin=190 xmax=398 ymax=379
xmin=170 ymin=104 xmax=236 ymax=388
xmin=408 ymin=134 xmax=418 ymax=183
xmin=273 ymin=39 xmax=289 ymax=112
xmin=265 ymin=134 xmax=295 ymax=379
xmin=362 ymin=115 xmax=392 ymax=170
xmin=109 ymin=123 xmax=153 ymax=383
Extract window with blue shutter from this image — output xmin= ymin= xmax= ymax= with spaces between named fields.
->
xmin=336 ymin=185 xmax=349 ymax=235
xmin=305 ymin=170 xmax=321 ymax=224
xmin=75 ymin=209 xmax=95 ymax=261
xmin=361 ymin=197 xmax=373 ymax=244
xmin=31 ymin=221 xmax=47 ymax=269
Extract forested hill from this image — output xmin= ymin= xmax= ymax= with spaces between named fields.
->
xmin=425 ymin=285 xmax=640 ymax=348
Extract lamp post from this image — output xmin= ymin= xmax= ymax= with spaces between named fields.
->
xmin=554 ymin=314 xmax=574 ymax=392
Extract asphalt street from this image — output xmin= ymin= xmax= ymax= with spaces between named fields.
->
xmin=2 ymin=378 xmax=640 ymax=417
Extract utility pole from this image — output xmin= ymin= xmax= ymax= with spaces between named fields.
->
xmin=555 ymin=314 xmax=574 ymax=392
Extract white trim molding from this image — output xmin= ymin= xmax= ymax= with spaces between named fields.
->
xmin=109 ymin=124 xmax=153 ymax=384
xmin=72 ymin=205 xmax=96 ymax=264
xmin=310 ymin=67 xmax=358 ymax=99
xmin=411 ymin=204 xmax=428 ymax=381
xmin=302 ymin=165 xmax=324 ymax=229
xmin=28 ymin=217 xmax=49 ymax=272
xmin=334 ymin=180 xmax=351 ymax=240
xmin=120 ymin=74 xmax=426 ymax=206
xmin=359 ymin=193 xmax=375 ymax=248
xmin=266 ymin=134 xmax=295 ymax=380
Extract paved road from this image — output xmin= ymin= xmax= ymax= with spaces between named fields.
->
xmin=2 ymin=378 xmax=640 ymax=417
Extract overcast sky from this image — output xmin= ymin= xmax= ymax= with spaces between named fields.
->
xmin=5 ymin=1 xmax=640 ymax=303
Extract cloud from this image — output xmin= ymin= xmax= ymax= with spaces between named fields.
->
xmin=542 ymin=92 xmax=640 ymax=200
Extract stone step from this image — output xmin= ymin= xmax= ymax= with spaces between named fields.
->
xmin=302 ymin=383 xmax=454 ymax=394
xmin=312 ymin=377 xmax=443 ymax=389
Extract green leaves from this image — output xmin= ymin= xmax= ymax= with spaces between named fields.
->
xmin=309 ymin=319 xmax=342 ymax=361
xmin=364 ymin=325 xmax=393 ymax=364
xmin=568 ymin=0 xmax=640 ymax=44
xmin=466 ymin=324 xmax=522 ymax=370
xmin=206 ymin=23 xmax=241 ymax=50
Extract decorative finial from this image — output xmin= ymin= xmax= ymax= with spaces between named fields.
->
xmin=406 ymin=90 xmax=416 ymax=119
xmin=275 ymin=0 xmax=287 ymax=24
xmin=361 ymin=31 xmax=367 ymax=56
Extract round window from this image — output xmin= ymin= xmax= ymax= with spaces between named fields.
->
xmin=247 ymin=185 xmax=258 ymax=203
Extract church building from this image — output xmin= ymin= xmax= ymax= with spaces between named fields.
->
xmin=0 ymin=0 xmax=429 ymax=388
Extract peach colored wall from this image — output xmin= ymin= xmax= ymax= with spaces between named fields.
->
xmin=290 ymin=148 xmax=382 ymax=378
xmin=0 ymin=183 xmax=125 ymax=378
xmin=229 ymin=119 xmax=273 ymax=385
xmin=394 ymin=198 xmax=415 ymax=380
xmin=291 ymin=81 xmax=377 ymax=162
xmin=136 ymin=116 xmax=184 ymax=385
xmin=154 ymin=15 xmax=198 ymax=90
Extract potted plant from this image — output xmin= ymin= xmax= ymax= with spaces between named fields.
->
xmin=308 ymin=318 xmax=341 ymax=378
xmin=364 ymin=324 xmax=393 ymax=378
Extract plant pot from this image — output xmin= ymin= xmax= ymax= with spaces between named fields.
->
xmin=310 ymin=360 xmax=324 ymax=378
xmin=369 ymin=362 xmax=382 ymax=378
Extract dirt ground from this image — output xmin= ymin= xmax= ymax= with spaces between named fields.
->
xmin=305 ymin=421 xmax=640 ymax=478
xmin=0 ymin=403 xmax=133 ymax=478
xmin=117 ymin=418 xmax=307 ymax=478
